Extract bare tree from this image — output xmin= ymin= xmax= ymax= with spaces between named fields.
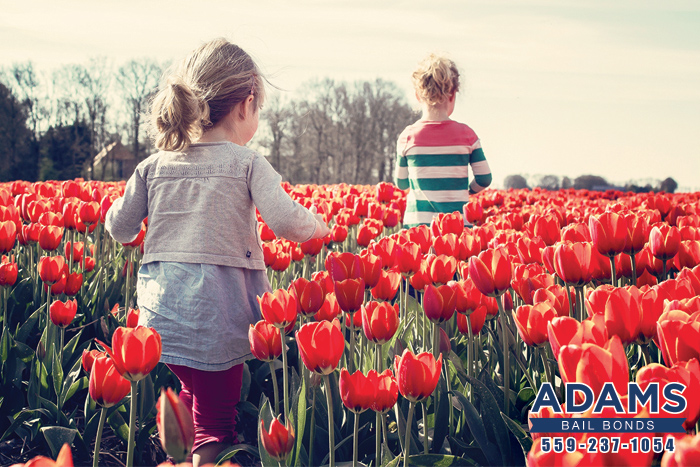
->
xmin=117 ymin=58 xmax=163 ymax=161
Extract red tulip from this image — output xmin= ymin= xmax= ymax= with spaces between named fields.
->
xmin=81 ymin=348 xmax=106 ymax=373
xmin=358 ymin=251 xmax=382 ymax=288
xmin=456 ymin=304 xmax=488 ymax=335
xmin=63 ymin=272 xmax=82 ymax=297
xmin=0 ymin=258 xmax=18 ymax=287
xmin=516 ymin=236 xmax=545 ymax=265
xmin=49 ymin=299 xmax=77 ymax=328
xmin=432 ymin=233 xmax=458 ymax=258
xmin=258 ymin=289 xmax=297 ymax=330
xmin=463 ymin=201 xmax=484 ymax=225
xmin=467 ymin=247 xmax=511 ymax=297
xmin=429 ymin=254 xmax=457 ymax=285
xmin=528 ymin=214 xmax=561 ymax=246
xmin=334 ymin=278 xmax=365 ymax=313
xmin=511 ymin=263 xmax=554 ymax=305
xmin=547 ymin=316 xmax=607 ymax=360
xmin=289 ymin=278 xmax=325 ymax=317
xmin=677 ymin=240 xmax=700 ymax=270
xmin=650 ymin=223 xmax=681 ymax=261
xmin=249 ymin=320 xmax=282 ymax=362
xmin=314 ymin=292 xmax=342 ymax=322
xmin=38 ymin=225 xmax=63 ymax=251
xmin=636 ymin=359 xmax=700 ymax=431
xmin=339 ymin=368 xmax=375 ymax=413
xmin=326 ymin=252 xmax=362 ymax=282
xmin=368 ymin=369 xmax=398 ymax=413
xmin=395 ymin=242 xmax=422 ymax=276
xmin=156 ymin=387 xmax=195 ymax=463
xmin=0 ymin=221 xmax=17 ymax=254
xmin=661 ymin=434 xmax=700 ymax=467
xmin=125 ymin=307 xmax=140 ymax=328
xmin=370 ymin=268 xmax=401 ymax=302
xmin=330 ymin=224 xmax=348 ymax=243
xmin=656 ymin=310 xmax=700 ymax=366
xmin=394 ymin=349 xmax=442 ymax=403
xmin=561 ymin=222 xmax=591 ymax=243
xmin=622 ymin=213 xmax=649 ymax=254
xmin=357 ymin=223 xmax=380 ymax=247
xmin=423 ymin=283 xmax=456 ymax=323
xmin=64 ymin=241 xmax=84 ymax=262
xmin=553 ymin=241 xmax=592 ymax=286
xmin=558 ymin=336 xmax=629 ymax=398
xmin=361 ymin=301 xmax=399 ymax=345
xmin=300 ymin=237 xmax=324 ymax=257
xmin=370 ymin=236 xmax=398 ymax=270
xmin=98 ymin=326 xmax=162 ymax=381
xmin=295 ymin=319 xmax=344 ymax=375
xmin=407 ymin=225 xmax=432 ymax=254
xmin=532 ymin=285 xmax=573 ymax=318
xmin=589 ymin=211 xmax=628 ymax=257
xmin=78 ymin=201 xmax=100 ymax=226
xmin=271 ymin=250 xmax=291 ymax=272
xmin=38 ymin=255 xmax=66 ymax=285
xmin=89 ymin=356 xmax=131 ymax=407
xmin=585 ymin=285 xmax=642 ymax=345
xmin=430 ymin=211 xmax=463 ymax=237
xmin=513 ymin=302 xmax=557 ymax=347
xmin=260 ymin=417 xmax=295 ymax=462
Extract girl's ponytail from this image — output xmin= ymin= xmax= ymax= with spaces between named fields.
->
xmin=150 ymin=78 xmax=210 ymax=152
xmin=148 ymin=38 xmax=265 ymax=153
xmin=412 ymin=53 xmax=460 ymax=107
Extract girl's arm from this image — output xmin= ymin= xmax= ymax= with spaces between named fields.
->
xmin=248 ymin=153 xmax=328 ymax=242
xmin=104 ymin=166 xmax=149 ymax=244
xmin=393 ymin=133 xmax=410 ymax=190
xmin=468 ymin=141 xmax=492 ymax=194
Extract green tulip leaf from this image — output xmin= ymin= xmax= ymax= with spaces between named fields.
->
xmin=215 ymin=443 xmax=261 ymax=465
xmin=501 ymin=412 xmax=533 ymax=459
xmin=40 ymin=426 xmax=77 ymax=459
xmin=465 ymin=375 xmax=512 ymax=466
xmin=0 ymin=408 xmax=48 ymax=443
xmin=384 ymin=454 xmax=475 ymax=467
xmin=450 ymin=390 xmax=500 ymax=466
xmin=14 ymin=307 xmax=39 ymax=343
xmin=107 ymin=410 xmax=129 ymax=443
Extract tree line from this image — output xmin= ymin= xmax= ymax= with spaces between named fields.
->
xmin=1 ymin=59 xmax=164 ymax=182
xmin=0 ymin=59 xmax=417 ymax=186
xmin=504 ymin=174 xmax=678 ymax=193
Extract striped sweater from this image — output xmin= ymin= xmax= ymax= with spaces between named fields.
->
xmin=393 ymin=119 xmax=492 ymax=227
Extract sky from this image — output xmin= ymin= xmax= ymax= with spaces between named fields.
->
xmin=1 ymin=0 xmax=699 ymax=191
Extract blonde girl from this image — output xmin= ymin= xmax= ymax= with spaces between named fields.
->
xmin=105 ymin=38 xmax=329 ymax=466
xmin=394 ymin=53 xmax=492 ymax=227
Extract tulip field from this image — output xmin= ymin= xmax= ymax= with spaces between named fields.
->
xmin=1 ymin=179 xmax=700 ymax=467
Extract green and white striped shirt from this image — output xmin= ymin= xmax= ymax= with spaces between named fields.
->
xmin=393 ymin=120 xmax=492 ymax=227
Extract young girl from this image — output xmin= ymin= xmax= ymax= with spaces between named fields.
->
xmin=105 ymin=38 xmax=329 ymax=466
xmin=394 ymin=53 xmax=492 ymax=227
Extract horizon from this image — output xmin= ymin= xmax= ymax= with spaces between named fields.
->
xmin=1 ymin=0 xmax=699 ymax=191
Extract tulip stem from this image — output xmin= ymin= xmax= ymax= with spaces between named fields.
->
xmin=353 ymin=411 xmax=360 ymax=467
xmin=309 ymin=387 xmax=316 ymax=466
xmin=630 ymin=253 xmax=637 ymax=285
xmin=497 ymin=297 xmax=509 ymax=418
xmin=126 ymin=380 xmax=138 ymax=467
xmin=349 ymin=321 xmax=356 ymax=374
xmin=421 ymin=401 xmax=428 ymax=454
xmin=609 ymin=256 xmax=617 ymax=287
xmin=662 ymin=261 xmax=667 ymax=283
xmin=641 ymin=344 xmax=652 ymax=367
xmin=93 ymin=407 xmax=107 ymax=467
xmin=403 ymin=401 xmax=416 ymax=467
xmin=282 ymin=334 xmax=290 ymax=422
xmin=466 ymin=316 xmax=474 ymax=402
xmin=268 ymin=361 xmax=280 ymax=416
xmin=323 ymin=374 xmax=336 ymax=467
xmin=375 ymin=344 xmax=382 ymax=465
xmin=565 ymin=283 xmax=574 ymax=320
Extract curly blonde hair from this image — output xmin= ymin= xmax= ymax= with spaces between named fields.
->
xmin=411 ymin=53 xmax=460 ymax=106
xmin=149 ymin=38 xmax=265 ymax=152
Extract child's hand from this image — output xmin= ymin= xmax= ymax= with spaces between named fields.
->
xmin=310 ymin=205 xmax=331 ymax=238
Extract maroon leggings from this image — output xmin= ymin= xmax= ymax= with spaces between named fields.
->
xmin=167 ymin=363 xmax=244 ymax=453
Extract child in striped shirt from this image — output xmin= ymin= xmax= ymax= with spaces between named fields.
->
xmin=394 ymin=53 xmax=492 ymax=227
